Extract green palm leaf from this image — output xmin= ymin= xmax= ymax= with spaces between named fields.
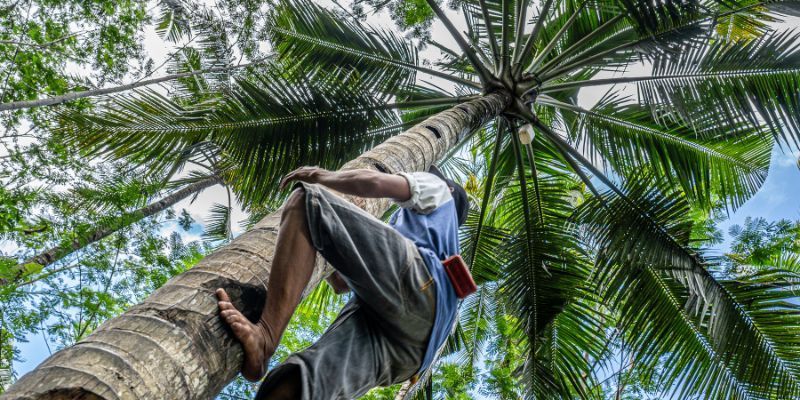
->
xmin=498 ymin=157 xmax=594 ymax=398
xmin=532 ymin=295 xmax=610 ymax=399
xmin=639 ymin=29 xmax=800 ymax=148
xmin=207 ymin=70 xmax=400 ymax=206
xmin=577 ymin=177 xmax=800 ymax=399
xmin=202 ymin=203 xmax=233 ymax=242
xmin=59 ymin=66 xmax=404 ymax=207
xmin=541 ymin=94 xmax=773 ymax=209
xmin=268 ymin=0 xmax=480 ymax=91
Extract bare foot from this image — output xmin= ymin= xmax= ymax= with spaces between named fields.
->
xmin=216 ymin=288 xmax=275 ymax=381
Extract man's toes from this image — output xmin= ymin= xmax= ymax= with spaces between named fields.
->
xmin=221 ymin=309 xmax=244 ymax=323
xmin=225 ymin=314 xmax=245 ymax=325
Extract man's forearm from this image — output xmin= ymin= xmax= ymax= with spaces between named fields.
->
xmin=282 ymin=166 xmax=412 ymax=201
xmin=314 ymin=169 xmax=395 ymax=198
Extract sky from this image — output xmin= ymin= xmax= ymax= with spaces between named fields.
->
xmin=8 ymin=0 xmax=800 ymax=396
xmin=716 ymin=148 xmax=800 ymax=250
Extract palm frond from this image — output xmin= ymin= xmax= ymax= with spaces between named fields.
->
xmin=59 ymin=66 xmax=403 ymax=207
xmin=638 ymin=29 xmax=800 ymax=149
xmin=461 ymin=211 xmax=509 ymax=284
xmin=210 ymin=70 xmax=402 ymax=207
xmin=524 ymin=0 xmax=590 ymax=74
xmin=202 ymin=203 xmax=233 ymax=242
xmin=57 ymin=89 xmax=213 ymax=172
xmin=721 ymin=270 xmax=800 ymax=387
xmin=458 ymin=283 xmax=499 ymax=369
xmin=422 ymin=0 xmax=494 ymax=82
xmin=530 ymin=294 xmax=610 ymax=399
xmin=577 ymin=176 xmax=800 ymax=399
xmin=535 ymin=1 xmax=716 ymax=82
xmin=268 ymin=0 xmax=479 ymax=91
xmin=541 ymin=94 xmax=773 ymax=209
xmin=71 ymin=172 xmax=164 ymax=214
xmin=168 ymin=10 xmax=236 ymax=98
xmin=156 ymin=0 xmax=193 ymax=42
xmin=499 ymin=165 xmax=593 ymax=398
xmin=617 ymin=0 xmax=701 ymax=35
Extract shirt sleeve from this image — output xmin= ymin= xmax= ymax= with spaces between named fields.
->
xmin=394 ymin=172 xmax=452 ymax=214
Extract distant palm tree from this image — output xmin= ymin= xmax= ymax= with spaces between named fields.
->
xmin=6 ymin=0 xmax=800 ymax=399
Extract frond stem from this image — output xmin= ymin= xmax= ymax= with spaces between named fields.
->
xmin=469 ymin=124 xmax=504 ymax=267
xmin=537 ymin=95 xmax=760 ymax=172
xmin=524 ymin=143 xmax=544 ymax=224
xmin=478 ymin=0 xmax=501 ymax=68
xmin=500 ymin=0 xmax=511 ymax=73
xmin=525 ymin=0 xmax=587 ymax=74
xmin=428 ymin=39 xmax=461 ymax=59
xmin=511 ymin=0 xmax=530 ymax=72
xmin=540 ymin=67 xmax=800 ymax=92
xmin=534 ymin=14 xmax=625 ymax=78
xmin=513 ymin=0 xmax=555 ymax=76
xmin=531 ymin=115 xmax=694 ymax=250
xmin=507 ymin=116 xmax=539 ymax=353
xmin=424 ymin=0 xmax=494 ymax=85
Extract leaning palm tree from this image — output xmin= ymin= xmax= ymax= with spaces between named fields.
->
xmin=5 ymin=0 xmax=800 ymax=398
xmin=2 ymin=171 xmax=221 ymax=287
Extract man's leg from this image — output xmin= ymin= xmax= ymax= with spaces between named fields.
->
xmin=255 ymin=300 xmax=409 ymax=400
xmin=216 ymin=187 xmax=316 ymax=381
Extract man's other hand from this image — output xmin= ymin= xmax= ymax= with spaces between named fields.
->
xmin=280 ymin=166 xmax=327 ymax=190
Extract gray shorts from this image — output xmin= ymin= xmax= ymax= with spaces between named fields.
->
xmin=256 ymin=183 xmax=436 ymax=400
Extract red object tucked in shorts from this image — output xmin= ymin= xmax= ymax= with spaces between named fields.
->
xmin=443 ymin=255 xmax=477 ymax=298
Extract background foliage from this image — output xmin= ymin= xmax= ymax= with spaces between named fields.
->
xmin=2 ymin=0 xmax=800 ymax=399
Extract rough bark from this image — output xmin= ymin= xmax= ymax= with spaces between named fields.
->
xmin=395 ymin=381 xmax=413 ymax=400
xmin=0 ymin=59 xmax=271 ymax=112
xmin=2 ymin=176 xmax=221 ymax=287
xmin=0 ymin=91 xmax=510 ymax=400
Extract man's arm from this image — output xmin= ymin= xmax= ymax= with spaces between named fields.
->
xmin=280 ymin=166 xmax=412 ymax=202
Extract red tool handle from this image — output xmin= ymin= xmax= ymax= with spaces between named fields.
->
xmin=442 ymin=255 xmax=477 ymax=298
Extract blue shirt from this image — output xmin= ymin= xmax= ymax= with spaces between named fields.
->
xmin=389 ymin=172 xmax=460 ymax=374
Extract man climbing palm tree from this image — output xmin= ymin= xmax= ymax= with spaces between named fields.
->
xmin=215 ymin=164 xmax=469 ymax=399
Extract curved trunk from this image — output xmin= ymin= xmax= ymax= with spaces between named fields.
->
xmin=1 ymin=176 xmax=221 ymax=288
xmin=0 ymin=92 xmax=509 ymax=400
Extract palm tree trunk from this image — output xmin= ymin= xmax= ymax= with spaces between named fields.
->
xmin=395 ymin=381 xmax=413 ymax=400
xmin=0 ymin=91 xmax=510 ymax=400
xmin=0 ymin=59 xmax=271 ymax=112
xmin=2 ymin=175 xmax=221 ymax=287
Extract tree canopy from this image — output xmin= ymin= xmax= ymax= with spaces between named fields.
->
xmin=2 ymin=0 xmax=800 ymax=399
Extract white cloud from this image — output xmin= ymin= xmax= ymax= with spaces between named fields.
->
xmin=775 ymin=150 xmax=800 ymax=168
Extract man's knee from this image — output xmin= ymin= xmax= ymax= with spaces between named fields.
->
xmin=282 ymin=187 xmax=306 ymax=218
